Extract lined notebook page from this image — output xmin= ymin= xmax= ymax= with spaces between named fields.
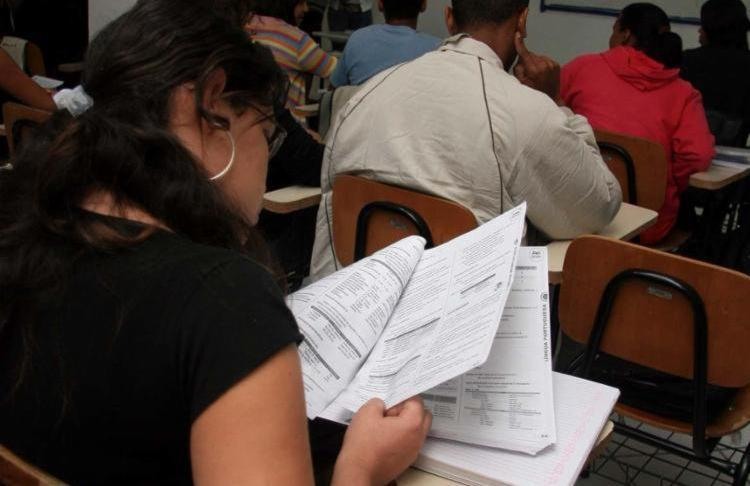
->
xmin=414 ymin=372 xmax=619 ymax=486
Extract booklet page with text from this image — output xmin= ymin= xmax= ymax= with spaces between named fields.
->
xmin=424 ymin=247 xmax=555 ymax=454
xmin=291 ymin=204 xmax=527 ymax=419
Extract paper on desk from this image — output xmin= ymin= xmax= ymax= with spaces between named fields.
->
xmin=714 ymin=146 xmax=750 ymax=165
xmin=31 ymin=75 xmax=64 ymax=90
xmin=713 ymin=159 xmax=750 ymax=170
xmin=424 ymin=248 xmax=556 ymax=455
xmin=332 ymin=204 xmax=526 ymax=411
xmin=290 ymin=236 xmax=426 ymax=418
xmin=415 ymin=372 xmax=620 ymax=486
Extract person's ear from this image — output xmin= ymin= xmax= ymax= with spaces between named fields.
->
xmin=420 ymin=0 xmax=427 ymax=13
xmin=445 ymin=6 xmax=458 ymax=35
xmin=517 ymin=6 xmax=529 ymax=39
xmin=622 ymin=28 xmax=634 ymax=46
xmin=201 ymin=68 xmax=228 ymax=122
xmin=378 ymin=0 xmax=384 ymax=13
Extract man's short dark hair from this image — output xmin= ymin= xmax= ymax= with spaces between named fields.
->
xmin=382 ymin=0 xmax=422 ymax=21
xmin=452 ymin=0 xmax=530 ymax=29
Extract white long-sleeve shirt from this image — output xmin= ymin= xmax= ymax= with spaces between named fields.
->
xmin=309 ymin=34 xmax=622 ymax=280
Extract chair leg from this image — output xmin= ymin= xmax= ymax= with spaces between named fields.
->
xmin=733 ymin=441 xmax=750 ymax=485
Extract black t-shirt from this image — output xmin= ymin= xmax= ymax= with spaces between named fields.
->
xmin=682 ymin=46 xmax=750 ymax=117
xmin=0 ymin=229 xmax=302 ymax=485
xmin=682 ymin=46 xmax=750 ymax=144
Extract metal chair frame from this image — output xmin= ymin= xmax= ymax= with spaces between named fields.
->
xmin=353 ymin=201 xmax=434 ymax=262
xmin=568 ymin=268 xmax=750 ymax=484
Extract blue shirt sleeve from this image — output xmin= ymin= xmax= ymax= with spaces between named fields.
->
xmin=330 ymin=50 xmax=350 ymax=87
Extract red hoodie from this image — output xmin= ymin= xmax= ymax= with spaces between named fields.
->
xmin=561 ymin=46 xmax=715 ymax=244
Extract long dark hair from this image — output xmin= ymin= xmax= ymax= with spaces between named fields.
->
xmin=248 ymin=0 xmax=302 ymax=25
xmin=619 ymin=3 xmax=683 ymax=68
xmin=0 ymin=0 xmax=287 ymax=391
xmin=212 ymin=0 xmax=256 ymax=28
xmin=701 ymin=0 xmax=750 ymax=50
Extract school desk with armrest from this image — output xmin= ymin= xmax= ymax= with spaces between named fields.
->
xmin=57 ymin=62 xmax=84 ymax=75
xmin=263 ymin=186 xmax=322 ymax=215
xmin=546 ymin=202 xmax=658 ymax=285
xmin=290 ymin=103 xmax=320 ymax=120
xmin=594 ymin=129 xmax=750 ymax=198
xmin=558 ymin=236 xmax=750 ymax=485
xmin=690 ymin=163 xmax=750 ymax=191
xmin=331 ymin=175 xmax=477 ymax=265
xmin=682 ymin=153 xmax=750 ymax=269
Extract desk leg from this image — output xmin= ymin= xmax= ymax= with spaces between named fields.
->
xmin=721 ymin=179 xmax=750 ymax=270
xmin=680 ymin=179 xmax=750 ymax=271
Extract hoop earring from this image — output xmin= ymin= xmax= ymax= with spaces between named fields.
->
xmin=209 ymin=130 xmax=236 ymax=182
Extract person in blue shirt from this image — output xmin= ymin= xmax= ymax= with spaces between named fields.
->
xmin=330 ymin=0 xmax=441 ymax=87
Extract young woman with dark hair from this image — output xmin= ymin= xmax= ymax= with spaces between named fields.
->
xmin=560 ymin=2 xmax=715 ymax=245
xmin=212 ymin=0 xmax=326 ymax=291
xmin=0 ymin=0 xmax=430 ymax=484
xmin=247 ymin=0 xmax=336 ymax=122
xmin=682 ymin=0 xmax=750 ymax=146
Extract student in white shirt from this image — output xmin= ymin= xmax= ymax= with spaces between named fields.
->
xmin=309 ymin=0 xmax=622 ymax=280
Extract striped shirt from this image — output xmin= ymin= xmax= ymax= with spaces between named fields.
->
xmin=247 ymin=15 xmax=337 ymax=112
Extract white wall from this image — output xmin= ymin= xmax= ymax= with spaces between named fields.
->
xmin=88 ymin=0 xmax=137 ymax=39
xmin=377 ymin=0 xmax=701 ymax=64
xmin=525 ymin=0 xmax=701 ymax=64
xmin=90 ymin=0 xmax=702 ymax=63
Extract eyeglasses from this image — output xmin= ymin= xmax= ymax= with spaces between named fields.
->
xmin=266 ymin=123 xmax=287 ymax=159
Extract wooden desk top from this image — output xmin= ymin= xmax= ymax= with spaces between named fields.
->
xmin=291 ymin=104 xmax=320 ymax=119
xmin=547 ymin=203 xmax=658 ymax=285
xmin=690 ymin=161 xmax=750 ymax=191
xmin=57 ymin=62 xmax=84 ymax=73
xmin=263 ymin=186 xmax=322 ymax=214
xmin=397 ymin=421 xmax=615 ymax=486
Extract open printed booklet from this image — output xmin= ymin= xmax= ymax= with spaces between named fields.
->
xmin=422 ymin=246 xmax=555 ymax=454
xmin=288 ymin=203 xmax=555 ymax=454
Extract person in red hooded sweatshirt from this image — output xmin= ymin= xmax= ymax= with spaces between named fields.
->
xmin=561 ymin=2 xmax=715 ymax=245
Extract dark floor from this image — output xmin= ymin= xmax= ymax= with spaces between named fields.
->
xmin=576 ymin=416 xmax=749 ymax=485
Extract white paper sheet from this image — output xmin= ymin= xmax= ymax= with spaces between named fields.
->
xmin=290 ymin=236 xmax=426 ymax=418
xmin=424 ymin=248 xmax=556 ymax=454
xmin=415 ymin=372 xmax=620 ymax=486
xmin=31 ymin=75 xmax=64 ymax=90
xmin=332 ymin=204 xmax=527 ymax=411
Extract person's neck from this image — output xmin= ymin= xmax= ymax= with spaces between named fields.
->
xmin=463 ymin=22 xmax=516 ymax=69
xmin=387 ymin=18 xmax=418 ymax=29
